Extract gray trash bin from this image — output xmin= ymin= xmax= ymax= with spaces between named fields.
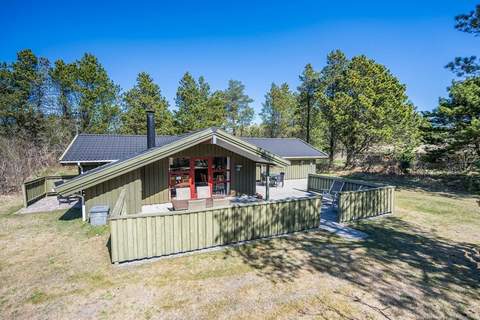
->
xmin=90 ymin=205 xmax=109 ymax=226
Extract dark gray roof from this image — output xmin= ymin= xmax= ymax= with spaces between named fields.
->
xmin=60 ymin=133 xmax=327 ymax=163
xmin=59 ymin=134 xmax=181 ymax=162
xmin=241 ymin=137 xmax=327 ymax=158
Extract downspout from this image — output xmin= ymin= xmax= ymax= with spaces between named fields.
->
xmin=265 ymin=164 xmax=270 ymax=201
xmin=75 ymin=162 xmax=86 ymax=221
xmin=78 ymin=192 xmax=86 ymax=222
xmin=77 ymin=162 xmax=84 ymax=174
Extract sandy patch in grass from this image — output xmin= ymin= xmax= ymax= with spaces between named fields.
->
xmin=1 ymin=189 xmax=479 ymax=319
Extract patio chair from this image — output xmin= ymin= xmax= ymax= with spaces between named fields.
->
xmin=212 ymin=197 xmax=230 ymax=208
xmin=188 ymin=199 xmax=207 ymax=211
xmin=323 ymin=180 xmax=345 ymax=207
xmin=278 ymin=172 xmax=285 ymax=188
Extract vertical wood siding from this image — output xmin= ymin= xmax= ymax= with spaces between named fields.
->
xmin=257 ymin=160 xmax=316 ymax=181
xmin=23 ymin=177 xmax=46 ymax=207
xmin=142 ymin=158 xmax=169 ymax=204
xmin=141 ymin=143 xmax=256 ymax=205
xmin=84 ymin=169 xmax=142 ymax=216
xmin=338 ymin=187 xmax=395 ymax=222
xmin=23 ymin=175 xmax=77 ymax=207
xmin=307 ymin=174 xmax=395 ymax=222
xmin=84 ymin=143 xmax=257 ymax=215
xmin=109 ymin=196 xmax=322 ymax=263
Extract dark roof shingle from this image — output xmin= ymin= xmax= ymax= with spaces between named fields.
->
xmin=60 ymin=133 xmax=327 ymax=163
xmin=241 ymin=137 xmax=327 ymax=158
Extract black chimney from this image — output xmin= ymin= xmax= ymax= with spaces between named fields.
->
xmin=146 ymin=110 xmax=155 ymax=149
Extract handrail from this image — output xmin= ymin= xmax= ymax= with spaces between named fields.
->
xmin=308 ymin=174 xmax=386 ymax=189
xmin=109 ymin=195 xmax=322 ymax=263
xmin=111 ymin=189 xmax=127 ymax=217
xmin=307 ymin=174 xmax=395 ymax=223
xmin=109 ymin=195 xmax=323 ymax=220
xmin=22 ymin=175 xmax=77 ymax=207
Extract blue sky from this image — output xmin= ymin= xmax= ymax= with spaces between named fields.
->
xmin=2 ymin=1 xmax=479 ymax=122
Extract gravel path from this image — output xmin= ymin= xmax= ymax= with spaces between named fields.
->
xmin=18 ymin=196 xmax=80 ymax=214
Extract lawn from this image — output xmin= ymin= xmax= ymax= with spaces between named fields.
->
xmin=0 ymin=178 xmax=479 ymax=319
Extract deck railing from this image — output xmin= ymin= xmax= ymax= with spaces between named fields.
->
xmin=307 ymin=174 xmax=395 ymax=223
xmin=109 ymin=196 xmax=322 ymax=264
xmin=22 ymin=175 xmax=77 ymax=207
xmin=111 ymin=189 xmax=127 ymax=217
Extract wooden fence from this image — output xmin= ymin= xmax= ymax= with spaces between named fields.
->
xmin=109 ymin=196 xmax=322 ymax=263
xmin=307 ymin=174 xmax=395 ymax=223
xmin=22 ymin=175 xmax=77 ymax=207
xmin=338 ymin=187 xmax=395 ymax=222
xmin=307 ymin=174 xmax=382 ymax=192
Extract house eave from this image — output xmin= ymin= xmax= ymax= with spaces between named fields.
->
xmin=283 ymin=156 xmax=327 ymax=160
xmin=58 ymin=134 xmax=78 ymax=162
xmin=55 ymin=128 xmax=289 ymax=196
xmin=59 ymin=160 xmax=117 ymax=164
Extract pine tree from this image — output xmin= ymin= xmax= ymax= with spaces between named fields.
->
xmin=223 ymin=80 xmax=254 ymax=136
xmin=50 ymin=59 xmax=77 ymax=120
xmin=297 ymin=64 xmax=319 ymax=143
xmin=317 ymin=50 xmax=349 ymax=166
xmin=260 ymin=83 xmax=299 ymax=138
xmin=74 ymin=53 xmax=120 ymax=133
xmin=0 ymin=49 xmax=49 ymax=139
xmin=174 ymin=72 xmax=226 ymax=132
xmin=121 ymin=72 xmax=174 ymax=135
xmin=322 ymin=55 xmax=420 ymax=167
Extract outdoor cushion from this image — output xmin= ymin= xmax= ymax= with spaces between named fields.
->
xmin=196 ymin=186 xmax=211 ymax=198
xmin=176 ymin=187 xmax=191 ymax=200
xmin=212 ymin=198 xmax=230 ymax=207
xmin=188 ymin=199 xmax=207 ymax=211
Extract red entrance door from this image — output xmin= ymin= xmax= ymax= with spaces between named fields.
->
xmin=189 ymin=157 xmax=213 ymax=199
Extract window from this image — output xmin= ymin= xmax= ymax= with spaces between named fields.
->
xmin=212 ymin=157 xmax=230 ymax=196
xmin=167 ymin=156 xmax=231 ymax=199
xmin=169 ymin=157 xmax=191 ymax=199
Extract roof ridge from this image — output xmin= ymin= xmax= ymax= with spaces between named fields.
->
xmin=78 ymin=133 xmax=178 ymax=138
xmin=241 ymin=137 xmax=301 ymax=140
xmin=295 ymin=138 xmax=329 ymax=156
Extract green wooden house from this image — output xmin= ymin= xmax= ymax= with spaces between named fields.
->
xmin=56 ymin=112 xmax=327 ymax=221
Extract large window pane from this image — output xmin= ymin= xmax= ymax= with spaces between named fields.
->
xmin=194 ymin=159 xmax=209 ymax=169
xmin=213 ymin=157 xmax=227 ymax=170
xmin=170 ymin=157 xmax=190 ymax=170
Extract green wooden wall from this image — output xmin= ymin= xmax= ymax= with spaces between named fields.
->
xmin=142 ymin=143 xmax=256 ymax=205
xmin=256 ymin=160 xmax=316 ymax=181
xmin=109 ymin=196 xmax=322 ymax=263
xmin=84 ymin=169 xmax=142 ymax=216
xmin=142 ymin=158 xmax=169 ymax=205
xmin=84 ymin=143 xmax=257 ymax=216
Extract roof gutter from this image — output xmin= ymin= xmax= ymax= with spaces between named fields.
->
xmin=56 ymin=128 xmax=290 ymax=196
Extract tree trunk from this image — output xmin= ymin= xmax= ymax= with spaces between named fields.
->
xmin=344 ymin=148 xmax=357 ymax=169
xmin=345 ymin=152 xmax=353 ymax=169
xmin=328 ymin=129 xmax=336 ymax=168
xmin=306 ymin=97 xmax=311 ymax=143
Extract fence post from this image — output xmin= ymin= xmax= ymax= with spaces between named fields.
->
xmin=21 ymin=183 xmax=28 ymax=208
xmin=391 ymin=187 xmax=395 ymax=215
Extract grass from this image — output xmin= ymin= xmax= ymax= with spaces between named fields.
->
xmin=0 ymin=176 xmax=479 ymax=319
xmin=26 ymin=290 xmax=50 ymax=305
